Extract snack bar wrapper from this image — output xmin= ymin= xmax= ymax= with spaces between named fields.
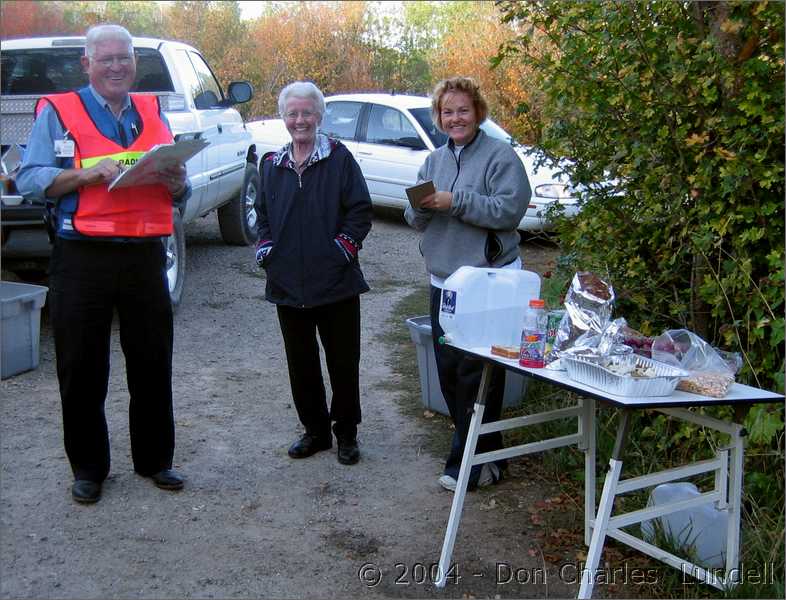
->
xmin=548 ymin=272 xmax=615 ymax=363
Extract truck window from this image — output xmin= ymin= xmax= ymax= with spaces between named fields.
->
xmin=2 ymin=48 xmax=86 ymax=94
xmin=171 ymin=49 xmax=203 ymax=101
xmin=187 ymin=52 xmax=223 ymax=110
xmin=132 ymin=49 xmax=174 ymax=92
xmin=1 ymin=47 xmax=173 ymax=95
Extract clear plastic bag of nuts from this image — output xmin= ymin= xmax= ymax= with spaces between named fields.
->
xmin=651 ymin=330 xmax=739 ymax=398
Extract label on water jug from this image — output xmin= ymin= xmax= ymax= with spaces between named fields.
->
xmin=441 ymin=289 xmax=457 ymax=315
xmin=519 ymin=330 xmax=546 ymax=368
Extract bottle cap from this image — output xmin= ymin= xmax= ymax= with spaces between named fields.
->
xmin=529 ymin=298 xmax=545 ymax=308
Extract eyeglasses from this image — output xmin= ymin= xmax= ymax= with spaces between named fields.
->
xmin=284 ymin=110 xmax=317 ymax=120
xmin=94 ymin=55 xmax=134 ymax=68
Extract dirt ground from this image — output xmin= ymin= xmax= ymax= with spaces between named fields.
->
xmin=0 ymin=212 xmax=592 ymax=599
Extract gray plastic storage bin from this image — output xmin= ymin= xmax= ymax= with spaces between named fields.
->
xmin=405 ymin=315 xmax=526 ymax=416
xmin=1 ymin=281 xmax=48 ymax=379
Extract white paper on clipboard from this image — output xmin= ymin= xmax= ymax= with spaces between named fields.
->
xmin=108 ymin=137 xmax=209 ymax=191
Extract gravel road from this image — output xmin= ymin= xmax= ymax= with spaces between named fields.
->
xmin=1 ymin=211 xmax=574 ymax=599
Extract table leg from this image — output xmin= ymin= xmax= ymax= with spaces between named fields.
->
xmin=724 ymin=424 xmax=745 ymax=581
xmin=578 ymin=409 xmax=631 ymax=599
xmin=581 ymin=398 xmax=596 ymax=547
xmin=435 ymin=363 xmax=492 ymax=588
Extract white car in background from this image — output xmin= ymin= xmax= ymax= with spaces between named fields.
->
xmin=248 ymin=93 xmax=580 ymax=233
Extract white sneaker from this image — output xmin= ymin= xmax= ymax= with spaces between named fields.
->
xmin=438 ymin=474 xmax=457 ymax=491
xmin=477 ymin=463 xmax=500 ymax=487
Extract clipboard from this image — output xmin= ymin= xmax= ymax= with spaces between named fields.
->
xmin=108 ymin=137 xmax=209 ymax=191
xmin=405 ymin=180 xmax=435 ymax=209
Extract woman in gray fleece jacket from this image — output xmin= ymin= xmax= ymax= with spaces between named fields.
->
xmin=404 ymin=77 xmax=531 ymax=492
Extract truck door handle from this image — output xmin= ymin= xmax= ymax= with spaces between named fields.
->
xmin=358 ymin=151 xmax=372 ymax=156
xmin=217 ymin=124 xmax=223 ymax=134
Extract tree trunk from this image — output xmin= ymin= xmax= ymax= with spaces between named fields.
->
xmin=690 ymin=252 xmax=712 ymax=340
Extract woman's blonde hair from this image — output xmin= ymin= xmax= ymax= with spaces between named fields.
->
xmin=430 ymin=76 xmax=488 ymax=134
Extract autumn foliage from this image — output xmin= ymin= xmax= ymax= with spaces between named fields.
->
xmin=0 ymin=0 xmax=69 ymax=38
xmin=1 ymin=1 xmax=535 ymax=134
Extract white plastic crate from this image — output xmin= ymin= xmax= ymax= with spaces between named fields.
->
xmin=1 ymin=281 xmax=48 ymax=379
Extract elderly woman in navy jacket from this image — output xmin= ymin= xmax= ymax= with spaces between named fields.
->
xmin=255 ymin=81 xmax=372 ymax=465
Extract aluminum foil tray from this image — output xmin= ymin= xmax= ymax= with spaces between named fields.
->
xmin=563 ymin=355 xmax=688 ymax=397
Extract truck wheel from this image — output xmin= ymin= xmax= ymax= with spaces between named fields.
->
xmin=218 ymin=163 xmax=260 ymax=245
xmin=165 ymin=210 xmax=186 ymax=308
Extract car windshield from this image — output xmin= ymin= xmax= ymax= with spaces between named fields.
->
xmin=408 ymin=106 xmax=514 ymax=148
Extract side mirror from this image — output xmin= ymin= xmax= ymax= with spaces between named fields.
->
xmin=227 ymin=81 xmax=253 ymax=104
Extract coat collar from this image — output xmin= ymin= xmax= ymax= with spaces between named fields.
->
xmin=446 ymin=127 xmax=482 ymax=152
xmin=272 ymin=132 xmax=337 ymax=169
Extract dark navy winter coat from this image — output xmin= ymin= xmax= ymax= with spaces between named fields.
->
xmin=256 ymin=136 xmax=372 ymax=307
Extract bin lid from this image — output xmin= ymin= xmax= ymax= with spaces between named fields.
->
xmin=0 ymin=281 xmax=48 ymax=314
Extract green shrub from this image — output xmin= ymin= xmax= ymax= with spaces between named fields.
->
xmin=495 ymin=2 xmax=784 ymax=593
xmin=496 ymin=0 xmax=783 ymax=484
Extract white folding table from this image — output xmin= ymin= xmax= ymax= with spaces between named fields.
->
xmin=434 ymin=344 xmax=783 ymax=598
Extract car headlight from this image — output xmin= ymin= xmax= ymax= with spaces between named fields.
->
xmin=534 ymin=183 xmax=572 ymax=199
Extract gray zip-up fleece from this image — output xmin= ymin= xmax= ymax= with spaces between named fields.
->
xmin=404 ymin=128 xmax=531 ymax=279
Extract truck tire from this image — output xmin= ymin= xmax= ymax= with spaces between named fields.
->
xmin=218 ymin=163 xmax=260 ymax=246
xmin=165 ymin=210 xmax=186 ymax=308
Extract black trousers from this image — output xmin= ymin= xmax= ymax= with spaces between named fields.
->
xmin=276 ymin=296 xmax=362 ymax=440
xmin=430 ymin=285 xmax=506 ymax=485
xmin=48 ymin=239 xmax=175 ymax=482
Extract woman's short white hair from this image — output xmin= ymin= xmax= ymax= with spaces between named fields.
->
xmin=278 ymin=81 xmax=325 ymax=122
xmin=85 ymin=24 xmax=133 ymax=58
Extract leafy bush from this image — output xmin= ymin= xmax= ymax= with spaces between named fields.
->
xmin=495 ymin=3 xmax=784 ymax=589
xmin=496 ymin=0 xmax=783 ymax=434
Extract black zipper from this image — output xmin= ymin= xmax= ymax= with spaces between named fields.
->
xmin=448 ymin=130 xmax=480 ymax=192
xmin=450 ymin=149 xmax=461 ymax=192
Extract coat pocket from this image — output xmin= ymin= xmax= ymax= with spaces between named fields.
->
xmin=485 ymin=231 xmax=503 ymax=263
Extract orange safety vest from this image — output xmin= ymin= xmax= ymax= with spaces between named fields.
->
xmin=36 ymin=92 xmax=174 ymax=237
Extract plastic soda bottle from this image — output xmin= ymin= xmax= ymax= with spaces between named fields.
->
xmin=519 ymin=298 xmax=547 ymax=368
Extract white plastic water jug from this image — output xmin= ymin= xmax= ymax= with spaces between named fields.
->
xmin=640 ymin=482 xmax=728 ymax=568
xmin=438 ymin=266 xmax=541 ymax=349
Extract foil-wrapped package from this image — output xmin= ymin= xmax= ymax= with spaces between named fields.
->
xmin=596 ymin=318 xmax=628 ymax=355
xmin=548 ymin=272 xmax=615 ymax=362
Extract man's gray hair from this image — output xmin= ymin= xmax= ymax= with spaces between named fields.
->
xmin=278 ymin=81 xmax=325 ymax=122
xmin=85 ymin=24 xmax=133 ymax=58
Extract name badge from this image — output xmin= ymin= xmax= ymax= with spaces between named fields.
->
xmin=54 ymin=139 xmax=75 ymax=158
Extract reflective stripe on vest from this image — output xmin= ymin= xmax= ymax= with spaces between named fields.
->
xmin=81 ymin=151 xmax=145 ymax=169
xmin=36 ymin=92 xmax=174 ymax=237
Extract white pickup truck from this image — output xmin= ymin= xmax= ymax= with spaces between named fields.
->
xmin=0 ymin=36 xmax=262 ymax=305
